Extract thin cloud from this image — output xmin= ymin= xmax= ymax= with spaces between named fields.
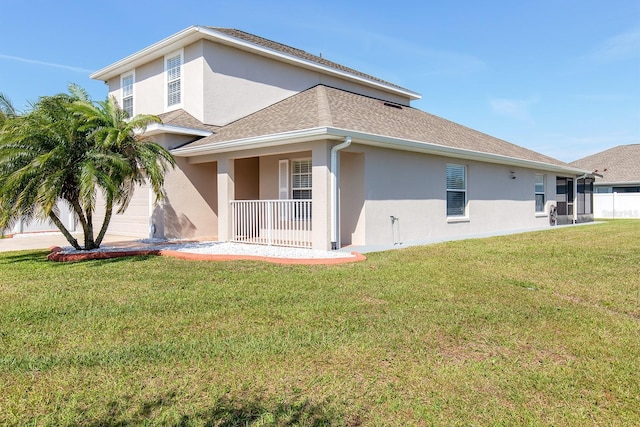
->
xmin=289 ymin=22 xmax=487 ymax=76
xmin=589 ymin=28 xmax=640 ymax=63
xmin=0 ymin=53 xmax=94 ymax=73
xmin=489 ymin=96 xmax=539 ymax=125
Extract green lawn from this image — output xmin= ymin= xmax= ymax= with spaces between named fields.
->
xmin=1 ymin=220 xmax=639 ymax=426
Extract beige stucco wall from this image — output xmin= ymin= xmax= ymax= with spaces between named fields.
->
xmin=352 ymin=144 xmax=559 ymax=246
xmin=234 ymin=157 xmax=260 ymax=200
xmin=201 ymin=41 xmax=410 ymax=126
xmin=107 ymin=39 xmax=411 ymax=125
xmin=340 ymin=151 xmax=365 ymax=246
xmin=152 ymin=134 xmax=218 ymax=239
xmin=107 ymin=56 xmax=165 ymax=117
xmin=258 ymin=151 xmax=313 ymax=199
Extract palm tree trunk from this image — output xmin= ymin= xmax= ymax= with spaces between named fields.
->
xmin=70 ymin=200 xmax=88 ymax=237
xmin=48 ymin=211 xmax=80 ymax=250
xmin=94 ymin=196 xmax=113 ymax=248
xmin=84 ymin=207 xmax=97 ymax=250
xmin=69 ymin=199 xmax=96 ymax=250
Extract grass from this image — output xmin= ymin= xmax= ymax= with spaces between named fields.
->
xmin=1 ymin=220 xmax=639 ymax=426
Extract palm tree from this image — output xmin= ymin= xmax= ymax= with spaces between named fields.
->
xmin=0 ymin=93 xmax=17 ymax=126
xmin=0 ymin=85 xmax=174 ymax=250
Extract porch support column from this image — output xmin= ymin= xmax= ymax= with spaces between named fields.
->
xmin=217 ymin=157 xmax=235 ymax=242
xmin=312 ymin=141 xmax=331 ymax=250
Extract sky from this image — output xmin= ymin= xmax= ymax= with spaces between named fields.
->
xmin=0 ymin=0 xmax=638 ymax=162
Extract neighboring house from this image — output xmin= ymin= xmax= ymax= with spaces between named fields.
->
xmin=571 ymin=144 xmax=640 ymax=219
xmin=90 ymin=26 xmax=595 ymax=250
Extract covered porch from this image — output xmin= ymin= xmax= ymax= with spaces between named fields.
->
xmin=205 ymin=141 xmax=335 ymax=251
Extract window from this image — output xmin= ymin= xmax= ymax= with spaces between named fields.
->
xmin=446 ymin=164 xmax=466 ymax=217
xmin=165 ymin=51 xmax=182 ymax=108
xmin=535 ymin=174 xmax=545 ymax=213
xmin=292 ymin=159 xmax=312 ymax=200
xmin=121 ymin=72 xmax=134 ymax=118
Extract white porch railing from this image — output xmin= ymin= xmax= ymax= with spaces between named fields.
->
xmin=230 ymin=200 xmax=312 ymax=248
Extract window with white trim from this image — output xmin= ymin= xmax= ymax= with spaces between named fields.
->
xmin=165 ymin=51 xmax=182 ymax=108
xmin=535 ymin=174 xmax=545 ymax=213
xmin=446 ymin=164 xmax=466 ymax=217
xmin=121 ymin=72 xmax=134 ymax=118
xmin=291 ymin=159 xmax=312 ymax=200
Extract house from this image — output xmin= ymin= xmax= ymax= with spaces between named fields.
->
xmin=90 ymin=26 xmax=595 ymax=250
xmin=571 ymin=144 xmax=640 ymax=219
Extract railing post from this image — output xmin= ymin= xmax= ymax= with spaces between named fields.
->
xmin=267 ymin=200 xmax=273 ymax=246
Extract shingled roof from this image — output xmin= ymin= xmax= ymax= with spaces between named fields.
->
xmin=570 ymin=144 xmax=640 ymax=184
xmin=157 ymin=109 xmax=219 ymax=132
xmin=178 ymin=85 xmax=570 ymax=168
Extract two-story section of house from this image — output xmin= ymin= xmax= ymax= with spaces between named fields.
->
xmin=91 ymin=26 xmax=594 ymax=250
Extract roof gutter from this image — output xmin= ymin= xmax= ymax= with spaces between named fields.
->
xmin=330 ymin=136 xmax=352 ymax=250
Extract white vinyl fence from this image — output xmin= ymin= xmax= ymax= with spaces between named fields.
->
xmin=594 ymin=193 xmax=640 ymax=218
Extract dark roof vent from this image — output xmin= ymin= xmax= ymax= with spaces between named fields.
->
xmin=382 ymin=102 xmax=403 ymax=109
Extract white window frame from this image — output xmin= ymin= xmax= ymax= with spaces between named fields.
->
xmin=291 ymin=159 xmax=312 ymax=200
xmin=535 ymin=174 xmax=546 ymax=214
xmin=165 ymin=49 xmax=183 ymax=111
xmin=446 ymin=163 xmax=467 ymax=219
xmin=120 ymin=71 xmax=134 ymax=118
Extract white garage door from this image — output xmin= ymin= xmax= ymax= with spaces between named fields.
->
xmin=94 ymin=182 xmax=151 ymax=238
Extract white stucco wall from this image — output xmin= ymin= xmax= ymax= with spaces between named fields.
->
xmin=347 ymin=145 xmax=559 ymax=246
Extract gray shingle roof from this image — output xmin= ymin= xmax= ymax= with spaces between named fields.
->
xmin=182 ymin=85 xmax=569 ymax=167
xmin=570 ymin=144 xmax=640 ymax=184
xmin=157 ymin=109 xmax=219 ymax=132
xmin=206 ymin=27 xmax=413 ymax=94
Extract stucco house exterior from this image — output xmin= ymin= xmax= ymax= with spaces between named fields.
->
xmin=89 ymin=26 xmax=595 ymax=250
xmin=571 ymin=144 xmax=640 ymax=219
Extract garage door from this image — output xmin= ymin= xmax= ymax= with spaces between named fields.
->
xmin=94 ymin=182 xmax=151 ymax=238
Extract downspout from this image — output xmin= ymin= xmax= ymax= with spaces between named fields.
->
xmin=330 ymin=136 xmax=352 ymax=250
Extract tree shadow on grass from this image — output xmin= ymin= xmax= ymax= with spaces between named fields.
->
xmin=85 ymin=392 xmax=362 ymax=426
xmin=0 ymin=250 xmax=51 ymax=264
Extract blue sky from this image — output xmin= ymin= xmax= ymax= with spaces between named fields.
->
xmin=1 ymin=0 xmax=638 ymax=162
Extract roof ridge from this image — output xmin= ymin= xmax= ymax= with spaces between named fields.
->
xmin=316 ymin=85 xmax=333 ymax=127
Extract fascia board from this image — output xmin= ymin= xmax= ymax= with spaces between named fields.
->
xmin=90 ymin=26 xmax=421 ymax=101
xmin=90 ymin=26 xmax=202 ymax=81
xmin=170 ymin=126 xmax=588 ymax=175
xmin=142 ymin=123 xmax=213 ymax=137
xmin=324 ymin=128 xmax=589 ymax=175
xmin=170 ymin=128 xmax=338 ymax=156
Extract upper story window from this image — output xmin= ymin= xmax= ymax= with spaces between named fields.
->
xmin=535 ymin=174 xmax=545 ymax=213
xmin=165 ymin=50 xmax=183 ymax=109
xmin=121 ymin=72 xmax=134 ymax=118
xmin=446 ymin=164 xmax=467 ymax=217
